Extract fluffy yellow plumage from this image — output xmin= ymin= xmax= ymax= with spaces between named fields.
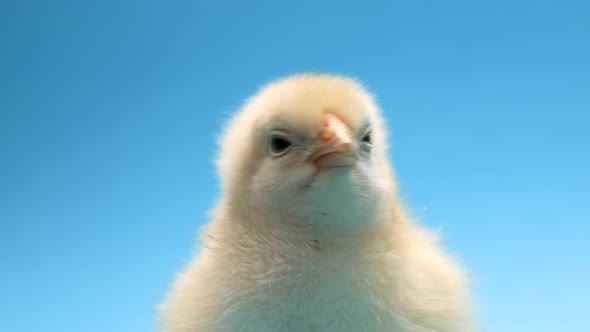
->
xmin=159 ymin=73 xmax=475 ymax=331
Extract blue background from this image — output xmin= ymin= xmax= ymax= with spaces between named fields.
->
xmin=2 ymin=1 xmax=589 ymax=331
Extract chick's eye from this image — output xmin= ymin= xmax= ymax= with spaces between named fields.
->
xmin=270 ymin=136 xmax=292 ymax=155
xmin=362 ymin=131 xmax=372 ymax=144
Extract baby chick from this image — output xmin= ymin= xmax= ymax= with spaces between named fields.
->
xmin=160 ymin=73 xmax=474 ymax=332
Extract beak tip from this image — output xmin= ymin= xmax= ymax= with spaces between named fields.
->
xmin=339 ymin=142 xmax=353 ymax=153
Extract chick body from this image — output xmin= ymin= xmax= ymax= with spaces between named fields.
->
xmin=160 ymin=74 xmax=474 ymax=332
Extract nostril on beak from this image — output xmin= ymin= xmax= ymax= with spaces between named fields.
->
xmin=319 ymin=126 xmax=335 ymax=142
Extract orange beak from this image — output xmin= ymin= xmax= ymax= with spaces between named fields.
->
xmin=311 ymin=113 xmax=357 ymax=169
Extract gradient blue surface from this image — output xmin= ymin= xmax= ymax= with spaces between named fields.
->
xmin=2 ymin=1 xmax=589 ymax=331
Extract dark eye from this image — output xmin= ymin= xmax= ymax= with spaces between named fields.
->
xmin=270 ymin=135 xmax=293 ymax=155
xmin=362 ymin=131 xmax=372 ymax=144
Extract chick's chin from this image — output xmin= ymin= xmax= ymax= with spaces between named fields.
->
xmin=248 ymin=156 xmax=382 ymax=229
xmin=300 ymin=166 xmax=381 ymax=228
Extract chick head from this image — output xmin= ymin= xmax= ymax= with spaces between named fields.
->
xmin=217 ymin=73 xmax=395 ymax=229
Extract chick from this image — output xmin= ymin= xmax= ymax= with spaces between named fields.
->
xmin=159 ymin=73 xmax=474 ymax=332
